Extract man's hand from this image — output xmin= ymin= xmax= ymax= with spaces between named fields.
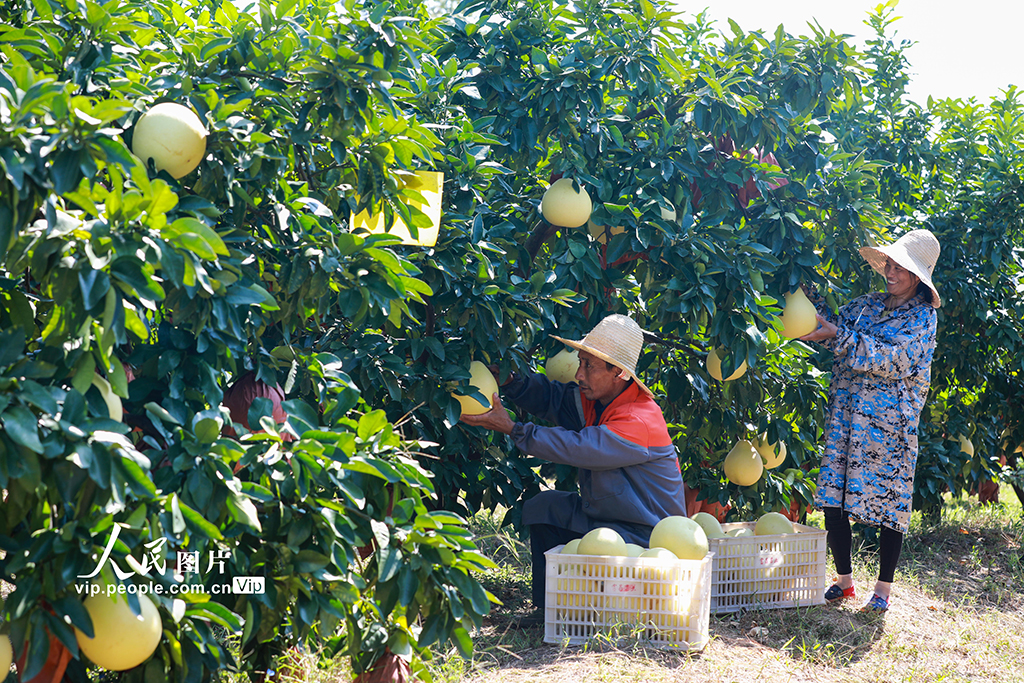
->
xmin=800 ymin=313 xmax=838 ymax=342
xmin=459 ymin=393 xmax=516 ymax=435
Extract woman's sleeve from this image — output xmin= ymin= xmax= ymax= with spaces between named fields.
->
xmin=831 ymin=306 xmax=937 ymax=379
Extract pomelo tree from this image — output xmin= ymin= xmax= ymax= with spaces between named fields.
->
xmin=0 ymin=0 xmax=495 ymax=681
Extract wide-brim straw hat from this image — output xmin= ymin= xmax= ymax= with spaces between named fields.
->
xmin=859 ymin=229 xmax=941 ymax=308
xmin=551 ymin=314 xmax=653 ymax=397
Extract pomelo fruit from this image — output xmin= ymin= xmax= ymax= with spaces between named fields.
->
xmin=754 ymin=511 xmax=795 ymax=536
xmin=577 ymin=527 xmax=627 ymax=556
xmin=723 ymin=440 xmax=764 ymax=487
xmin=132 ymin=102 xmax=208 ymax=179
xmin=0 ymin=634 xmax=11 ymax=676
xmin=453 ymin=361 xmax=499 ymax=417
xmin=586 ymin=220 xmax=625 ymax=244
xmin=691 ymin=511 xmax=726 ymax=539
xmin=624 ymin=543 xmax=645 ymax=557
xmin=541 ymin=178 xmax=592 ymax=228
xmin=649 ymin=516 xmax=708 ymax=560
xmin=727 ymin=527 xmax=753 ymax=538
xmin=560 ymin=538 xmax=582 ymax=554
xmin=545 ymin=347 xmax=580 ymax=384
xmin=706 ymin=347 xmax=747 ymax=382
xmin=751 ymin=436 xmax=787 ymax=469
xmin=75 ymin=591 xmax=162 ymax=671
xmin=778 ymin=288 xmax=818 ymax=338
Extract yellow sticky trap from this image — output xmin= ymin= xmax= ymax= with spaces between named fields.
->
xmin=350 ymin=171 xmax=443 ymax=246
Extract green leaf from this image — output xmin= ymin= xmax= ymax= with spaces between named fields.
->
xmin=177 ymin=499 xmax=224 ymax=540
xmin=164 ymin=218 xmax=229 ymax=257
xmin=226 ymin=492 xmax=262 ymax=531
xmin=0 ymin=327 xmax=26 ymax=368
xmin=294 ymin=549 xmax=330 ymax=573
xmin=2 ymin=404 xmax=43 ymax=453
xmin=78 ymin=268 xmax=110 ymax=311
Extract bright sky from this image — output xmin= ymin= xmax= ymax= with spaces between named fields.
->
xmin=677 ymin=0 xmax=1022 ymax=105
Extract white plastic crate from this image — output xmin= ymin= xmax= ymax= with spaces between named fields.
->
xmin=543 ymin=546 xmax=713 ymax=651
xmin=708 ymin=521 xmax=827 ymax=614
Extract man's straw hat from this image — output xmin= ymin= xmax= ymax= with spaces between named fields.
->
xmin=859 ymin=229 xmax=941 ymax=308
xmin=551 ymin=314 xmax=653 ymax=397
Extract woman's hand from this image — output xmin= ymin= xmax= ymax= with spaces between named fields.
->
xmin=459 ymin=393 xmax=516 ymax=435
xmin=800 ymin=314 xmax=838 ymax=342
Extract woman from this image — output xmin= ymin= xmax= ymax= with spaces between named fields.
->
xmin=800 ymin=229 xmax=941 ymax=613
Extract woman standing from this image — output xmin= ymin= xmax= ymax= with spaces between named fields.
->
xmin=801 ymin=230 xmax=941 ymax=613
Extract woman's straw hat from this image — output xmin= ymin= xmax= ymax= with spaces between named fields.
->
xmin=551 ymin=314 xmax=653 ymax=397
xmin=859 ymin=229 xmax=941 ymax=308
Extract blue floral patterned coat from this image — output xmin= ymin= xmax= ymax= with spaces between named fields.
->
xmin=813 ymin=292 xmax=938 ymax=533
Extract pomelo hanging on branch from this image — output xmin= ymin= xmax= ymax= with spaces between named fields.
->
xmin=751 ymin=435 xmax=787 ymax=469
xmin=545 ymin=347 xmax=580 ymax=383
xmin=585 ymin=219 xmax=625 ymax=244
xmin=0 ymin=634 xmax=11 ymax=675
xmin=706 ymin=347 xmax=747 ymax=382
xmin=723 ymin=439 xmax=764 ymax=487
xmin=452 ymin=361 xmax=499 ymax=417
xmin=541 ymin=178 xmax=592 ymax=227
xmin=132 ymin=102 xmax=208 ymax=179
xmin=778 ymin=289 xmax=818 ymax=339
xmin=74 ymin=589 xmax=162 ymax=671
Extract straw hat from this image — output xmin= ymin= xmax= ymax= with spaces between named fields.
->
xmin=551 ymin=314 xmax=653 ymax=397
xmin=859 ymin=229 xmax=941 ymax=308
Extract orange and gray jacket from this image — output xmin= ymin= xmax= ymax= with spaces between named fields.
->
xmin=505 ymin=373 xmax=687 ymax=530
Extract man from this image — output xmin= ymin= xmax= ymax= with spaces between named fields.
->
xmin=460 ymin=314 xmax=687 ymax=613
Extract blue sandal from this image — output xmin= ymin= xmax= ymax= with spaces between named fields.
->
xmin=860 ymin=593 xmax=889 ymax=613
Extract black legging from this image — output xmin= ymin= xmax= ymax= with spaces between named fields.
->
xmin=823 ymin=507 xmax=903 ymax=583
xmin=529 ymin=524 xmax=582 ymax=610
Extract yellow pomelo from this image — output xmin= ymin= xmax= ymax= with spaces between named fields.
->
xmin=723 ymin=440 xmax=764 ymax=487
xmin=560 ymin=538 xmax=582 ymax=554
xmin=778 ymin=288 xmax=818 ymax=338
xmin=624 ymin=543 xmax=645 ymax=557
xmin=75 ymin=591 xmax=162 ymax=671
xmin=754 ymin=511 xmax=795 ymax=536
xmin=691 ymin=511 xmax=726 ymax=539
xmin=586 ymin=219 xmax=625 ymax=244
xmin=649 ymin=515 xmax=708 ymax=560
xmin=706 ymin=347 xmax=747 ymax=382
xmin=0 ymin=634 xmax=11 ymax=675
xmin=751 ymin=436 xmax=787 ymax=469
xmin=542 ymin=178 xmax=592 ymax=227
xmin=453 ymin=361 xmax=499 ymax=417
xmin=545 ymin=348 xmax=580 ymax=384
xmin=91 ymin=374 xmax=123 ymax=422
xmin=639 ymin=547 xmax=679 ymax=587
xmin=727 ymin=527 xmax=753 ymax=538
xmin=957 ymin=435 xmax=974 ymax=456
xmin=577 ymin=527 xmax=627 ymax=556
xmin=132 ymin=102 xmax=208 ymax=179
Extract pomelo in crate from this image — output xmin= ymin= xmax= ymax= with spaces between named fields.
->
xmin=577 ymin=527 xmax=628 ymax=556
xmin=648 ymin=516 xmax=708 ymax=560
